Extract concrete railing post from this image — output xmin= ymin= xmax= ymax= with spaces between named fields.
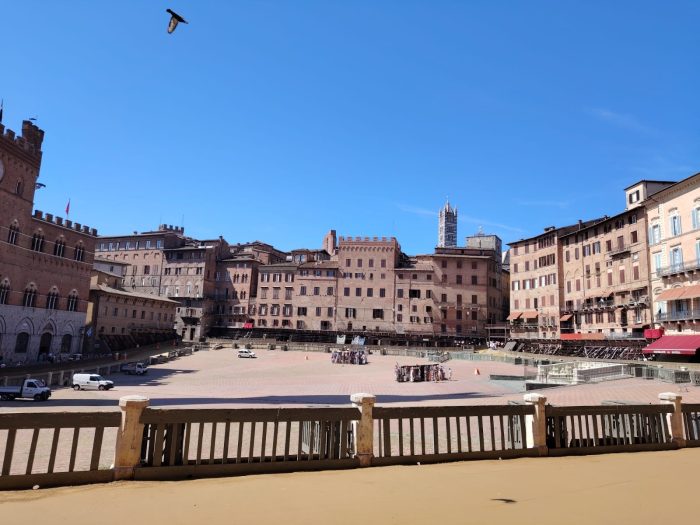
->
xmin=659 ymin=392 xmax=686 ymax=447
xmin=350 ymin=393 xmax=376 ymax=467
xmin=523 ymin=393 xmax=548 ymax=456
xmin=46 ymin=372 xmax=53 ymax=386
xmin=113 ymin=395 xmax=150 ymax=480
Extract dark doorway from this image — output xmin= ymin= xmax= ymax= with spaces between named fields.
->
xmin=38 ymin=332 xmax=53 ymax=360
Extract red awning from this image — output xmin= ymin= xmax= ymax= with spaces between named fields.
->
xmin=681 ymin=284 xmax=700 ymax=299
xmin=657 ymin=288 xmax=686 ymax=301
xmin=644 ymin=328 xmax=664 ymax=340
xmin=643 ymin=335 xmax=700 ymax=355
xmin=242 ymin=322 xmax=254 ymax=329
xmin=506 ymin=312 xmax=522 ymax=321
xmin=522 ymin=311 xmax=539 ymax=319
xmin=560 ymin=314 xmax=573 ymax=322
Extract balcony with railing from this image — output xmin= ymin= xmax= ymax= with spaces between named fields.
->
xmin=607 ymin=243 xmax=631 ymax=257
xmin=656 ymin=308 xmax=700 ymax=322
xmin=657 ymin=259 xmax=700 ymax=278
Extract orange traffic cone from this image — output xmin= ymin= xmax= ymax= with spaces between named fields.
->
xmin=474 ymin=368 xmax=481 ymax=376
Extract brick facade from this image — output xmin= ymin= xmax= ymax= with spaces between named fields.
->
xmin=0 ymin=120 xmax=96 ymax=363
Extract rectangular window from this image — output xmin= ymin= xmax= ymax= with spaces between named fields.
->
xmin=327 ymin=307 xmax=333 ymax=317
xmin=313 ymin=287 xmax=320 ymax=296
xmin=379 ymin=288 xmax=386 ymax=298
xmin=367 ymin=288 xmax=373 ymax=297
xmin=471 ymin=294 xmax=477 ymax=304
xmin=471 ymin=276 xmax=477 ymax=285
xmin=315 ymin=307 xmax=322 ymax=316
xmin=297 ymin=307 xmax=307 ymax=316
xmin=619 ymin=268 xmax=625 ymax=283
xmin=671 ymin=215 xmax=682 ymax=236
xmin=355 ymin=287 xmax=362 ymax=297
xmin=397 ymin=289 xmax=404 ymax=298
xmin=456 ymin=275 xmax=462 ymax=285
xmin=344 ymin=287 xmax=350 ymax=296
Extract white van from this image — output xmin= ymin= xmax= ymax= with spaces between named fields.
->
xmin=72 ymin=373 xmax=114 ymax=391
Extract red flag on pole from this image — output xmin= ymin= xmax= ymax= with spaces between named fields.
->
xmin=65 ymin=199 xmax=71 ymax=216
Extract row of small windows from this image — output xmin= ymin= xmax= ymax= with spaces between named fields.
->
xmin=97 ymin=240 xmax=163 ymax=251
xmin=6 ymin=225 xmax=85 ymax=261
xmin=0 ymin=281 xmax=78 ymax=310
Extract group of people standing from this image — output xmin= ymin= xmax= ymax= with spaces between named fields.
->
xmin=331 ymin=349 xmax=368 ymax=365
xmin=395 ymin=363 xmax=452 ymax=382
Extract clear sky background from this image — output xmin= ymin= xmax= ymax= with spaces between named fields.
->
xmin=2 ymin=1 xmax=699 ymax=254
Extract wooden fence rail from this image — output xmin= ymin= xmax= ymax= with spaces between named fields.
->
xmin=0 ymin=392 xmax=695 ymax=490
xmin=371 ymin=404 xmax=537 ymax=465
xmin=545 ymin=404 xmax=674 ymax=456
xmin=134 ymin=407 xmax=361 ymax=481
xmin=681 ymin=403 xmax=700 ymax=447
xmin=0 ymin=411 xmax=120 ymax=490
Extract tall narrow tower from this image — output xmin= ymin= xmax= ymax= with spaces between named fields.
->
xmin=438 ymin=199 xmax=458 ymax=247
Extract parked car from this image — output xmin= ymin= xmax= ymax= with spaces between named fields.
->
xmin=120 ymin=362 xmax=148 ymax=375
xmin=237 ymin=349 xmax=257 ymax=359
xmin=72 ymin=373 xmax=114 ymax=391
xmin=213 ymin=343 xmax=224 ymax=350
xmin=0 ymin=379 xmax=51 ymax=401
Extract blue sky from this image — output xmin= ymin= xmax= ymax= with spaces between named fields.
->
xmin=2 ymin=1 xmax=699 ymax=254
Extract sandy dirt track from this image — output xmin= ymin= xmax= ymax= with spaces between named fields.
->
xmin=1 ymin=449 xmax=697 ymax=524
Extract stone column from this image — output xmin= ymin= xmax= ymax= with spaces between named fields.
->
xmin=58 ymin=371 xmax=65 ymax=386
xmin=659 ymin=392 xmax=686 ymax=448
xmin=113 ymin=395 xmax=150 ymax=480
xmin=350 ymin=393 xmax=376 ymax=467
xmin=523 ymin=393 xmax=548 ymax=456
xmin=46 ymin=372 xmax=53 ymax=386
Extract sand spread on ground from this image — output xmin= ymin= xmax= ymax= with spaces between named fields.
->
xmin=1 ymin=449 xmax=696 ymax=524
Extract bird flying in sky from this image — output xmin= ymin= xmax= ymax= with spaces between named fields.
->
xmin=166 ymin=9 xmax=188 ymax=34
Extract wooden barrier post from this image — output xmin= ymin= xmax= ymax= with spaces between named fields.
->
xmin=114 ymin=395 xmax=150 ymax=480
xmin=659 ymin=392 xmax=686 ymax=447
xmin=351 ymin=393 xmax=376 ymax=467
xmin=523 ymin=393 xmax=548 ymax=456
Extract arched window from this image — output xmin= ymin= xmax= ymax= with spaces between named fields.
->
xmin=23 ymin=284 xmax=37 ymax=307
xmin=53 ymin=237 xmax=66 ymax=257
xmin=31 ymin=231 xmax=45 ymax=252
xmin=74 ymin=243 xmax=85 ymax=262
xmin=15 ymin=332 xmax=30 ymax=353
xmin=46 ymin=288 xmax=59 ymax=310
xmin=60 ymin=334 xmax=73 ymax=353
xmin=7 ymin=223 xmax=19 ymax=245
xmin=0 ymin=279 xmax=10 ymax=305
xmin=66 ymin=292 xmax=79 ymax=312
